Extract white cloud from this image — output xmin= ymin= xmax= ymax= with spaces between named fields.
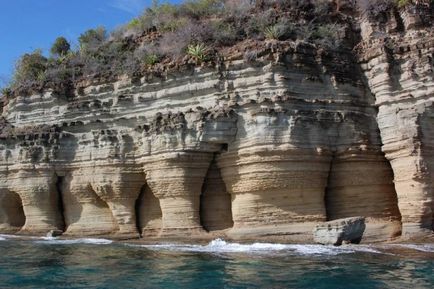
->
xmin=109 ymin=0 xmax=148 ymax=15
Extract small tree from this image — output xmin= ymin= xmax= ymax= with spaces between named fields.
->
xmin=13 ymin=49 xmax=47 ymax=86
xmin=78 ymin=27 xmax=107 ymax=52
xmin=50 ymin=37 xmax=71 ymax=57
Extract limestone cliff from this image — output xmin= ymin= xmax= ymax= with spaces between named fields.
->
xmin=0 ymin=1 xmax=432 ymax=242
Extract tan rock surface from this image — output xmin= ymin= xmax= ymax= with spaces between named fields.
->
xmin=0 ymin=3 xmax=432 ymax=242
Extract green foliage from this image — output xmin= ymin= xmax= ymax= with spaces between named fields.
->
xmin=0 ymin=87 xmax=12 ymax=98
xmin=396 ymin=0 xmax=410 ymax=8
xmin=13 ymin=50 xmax=47 ymax=87
xmin=144 ymin=53 xmax=160 ymax=65
xmin=180 ymin=0 xmax=224 ymax=18
xmin=127 ymin=18 xmax=141 ymax=29
xmin=7 ymin=0 xmax=357 ymax=98
xmin=263 ymin=25 xmax=283 ymax=40
xmin=78 ymin=27 xmax=107 ymax=52
xmin=50 ymin=37 xmax=71 ymax=57
xmin=246 ymin=9 xmax=277 ymax=38
xmin=138 ymin=2 xmax=181 ymax=32
xmin=211 ymin=20 xmax=238 ymax=46
xmin=186 ymin=43 xmax=208 ymax=62
xmin=311 ymin=23 xmax=345 ymax=49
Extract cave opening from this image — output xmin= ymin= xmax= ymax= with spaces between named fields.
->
xmin=135 ymin=184 xmax=162 ymax=237
xmin=55 ymin=175 xmax=67 ymax=232
xmin=200 ymin=153 xmax=233 ymax=232
xmin=0 ymin=191 xmax=26 ymax=231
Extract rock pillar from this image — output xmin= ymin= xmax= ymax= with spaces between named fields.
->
xmin=144 ymin=152 xmax=213 ymax=236
xmin=219 ymin=148 xmax=331 ymax=240
xmin=8 ymin=170 xmax=64 ymax=234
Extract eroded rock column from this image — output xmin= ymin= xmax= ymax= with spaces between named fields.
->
xmin=219 ymin=148 xmax=331 ymax=240
xmin=62 ymin=169 xmax=117 ymax=235
xmin=359 ymin=17 xmax=434 ymax=235
xmin=144 ymin=152 xmax=213 ymax=236
xmin=8 ymin=169 xmax=64 ymax=234
xmin=91 ymin=166 xmax=145 ymax=236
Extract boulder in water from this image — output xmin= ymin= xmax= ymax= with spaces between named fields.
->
xmin=313 ymin=217 xmax=366 ymax=246
xmin=47 ymin=230 xmax=63 ymax=238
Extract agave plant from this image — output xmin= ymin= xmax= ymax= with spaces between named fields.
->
xmin=186 ymin=43 xmax=208 ymax=63
xmin=263 ymin=25 xmax=284 ymax=40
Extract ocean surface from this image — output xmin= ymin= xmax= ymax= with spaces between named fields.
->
xmin=0 ymin=235 xmax=433 ymax=289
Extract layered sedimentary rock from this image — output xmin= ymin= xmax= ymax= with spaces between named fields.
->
xmin=313 ymin=216 xmax=366 ymax=246
xmin=0 ymin=3 xmax=432 ymax=242
xmin=357 ymin=4 xmax=434 ymax=237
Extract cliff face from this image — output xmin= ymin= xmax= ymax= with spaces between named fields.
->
xmin=0 ymin=2 xmax=432 ymax=242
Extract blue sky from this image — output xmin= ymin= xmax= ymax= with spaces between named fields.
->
xmin=0 ymin=0 xmax=182 ymax=86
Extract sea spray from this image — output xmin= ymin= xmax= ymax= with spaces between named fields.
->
xmin=138 ymin=238 xmax=383 ymax=255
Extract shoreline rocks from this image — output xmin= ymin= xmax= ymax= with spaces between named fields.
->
xmin=313 ymin=217 xmax=366 ymax=246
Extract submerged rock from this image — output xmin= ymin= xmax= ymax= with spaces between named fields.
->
xmin=313 ymin=217 xmax=366 ymax=246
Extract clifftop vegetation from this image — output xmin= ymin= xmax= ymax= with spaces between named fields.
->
xmin=0 ymin=0 xmax=432 ymax=99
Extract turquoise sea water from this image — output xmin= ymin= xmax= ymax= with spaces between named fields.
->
xmin=0 ymin=236 xmax=433 ymax=289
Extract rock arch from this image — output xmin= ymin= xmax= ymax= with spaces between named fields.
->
xmin=0 ymin=189 xmax=26 ymax=233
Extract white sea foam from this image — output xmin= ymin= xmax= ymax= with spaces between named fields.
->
xmin=394 ymin=244 xmax=434 ymax=252
xmin=138 ymin=239 xmax=383 ymax=255
xmin=0 ymin=237 xmax=5 ymax=241
xmin=0 ymin=234 xmax=20 ymax=239
xmin=34 ymin=238 xmax=113 ymax=245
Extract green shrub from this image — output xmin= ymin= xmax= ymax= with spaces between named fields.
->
xmin=50 ymin=37 xmax=71 ymax=57
xmin=263 ymin=25 xmax=283 ymax=39
xmin=144 ymin=54 xmax=160 ymax=65
xmin=180 ymin=0 xmax=224 ymax=18
xmin=0 ymin=86 xmax=12 ymax=98
xmin=159 ymin=21 xmax=212 ymax=59
xmin=396 ymin=0 xmax=410 ymax=8
xmin=211 ymin=20 xmax=238 ymax=46
xmin=311 ymin=23 xmax=345 ymax=49
xmin=79 ymin=27 xmax=107 ymax=52
xmin=186 ymin=43 xmax=208 ymax=62
xmin=245 ymin=9 xmax=277 ymax=38
xmin=130 ymin=2 xmax=184 ymax=34
xmin=12 ymin=50 xmax=47 ymax=88
xmin=127 ymin=18 xmax=141 ymax=29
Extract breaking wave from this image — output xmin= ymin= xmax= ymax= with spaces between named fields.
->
xmin=34 ymin=238 xmax=113 ymax=245
xmin=394 ymin=244 xmax=434 ymax=252
xmin=137 ymin=239 xmax=383 ymax=255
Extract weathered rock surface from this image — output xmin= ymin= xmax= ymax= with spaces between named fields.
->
xmin=357 ymin=3 xmax=434 ymax=238
xmin=313 ymin=217 xmax=366 ymax=246
xmin=0 ymin=2 xmax=432 ymax=242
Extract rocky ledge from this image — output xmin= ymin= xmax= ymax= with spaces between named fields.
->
xmin=0 ymin=1 xmax=433 ymax=243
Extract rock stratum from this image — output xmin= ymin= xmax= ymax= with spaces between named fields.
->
xmin=0 ymin=2 xmax=433 ymax=243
